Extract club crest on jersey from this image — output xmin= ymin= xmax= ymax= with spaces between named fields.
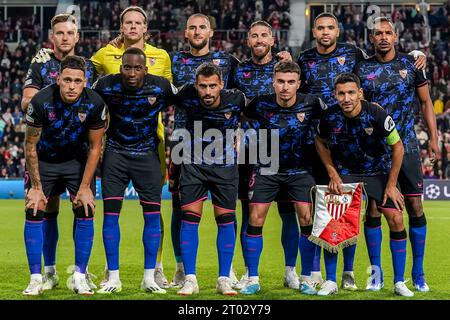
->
xmin=399 ymin=69 xmax=408 ymax=79
xmin=114 ymin=55 xmax=121 ymax=60
xmin=213 ymin=59 xmax=221 ymax=66
xmin=78 ymin=112 xmax=87 ymax=122
xmin=148 ymin=96 xmax=157 ymax=105
xmin=149 ymin=57 xmax=156 ymax=66
xmin=224 ymin=112 xmax=232 ymax=119
xmin=307 ymin=61 xmax=316 ymax=69
xmin=364 ymin=127 xmax=373 ymax=135
xmin=243 ymin=72 xmax=252 ymax=78
xmin=297 ymin=112 xmax=305 ymax=122
xmin=48 ymin=108 xmax=56 ymax=120
xmin=337 ymin=56 xmax=346 ymax=65
xmin=49 ymin=71 xmax=59 ymax=78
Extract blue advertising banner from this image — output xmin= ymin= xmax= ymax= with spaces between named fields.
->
xmin=1 ymin=179 xmax=449 ymax=200
xmin=0 ymin=179 xmax=172 ymax=200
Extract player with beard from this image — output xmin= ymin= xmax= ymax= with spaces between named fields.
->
xmin=232 ymin=21 xmax=299 ymax=291
xmin=297 ymin=12 xmax=427 ymax=290
xmin=168 ymin=13 xmax=241 ymax=287
xmin=173 ymin=63 xmax=245 ymax=296
xmin=355 ymin=17 xmax=440 ymax=293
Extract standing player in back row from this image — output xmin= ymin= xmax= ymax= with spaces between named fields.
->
xmin=93 ymin=47 xmax=176 ymax=294
xmin=23 ymin=56 xmax=106 ymax=295
xmin=297 ymin=12 xmax=427 ymax=289
xmin=355 ymin=17 xmax=440 ymax=292
xmin=169 ymin=13 xmax=240 ymax=287
xmin=232 ymin=20 xmax=300 ymax=291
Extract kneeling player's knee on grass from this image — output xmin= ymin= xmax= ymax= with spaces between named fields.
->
xmin=405 ymin=197 xmax=423 ymax=217
xmin=73 ymin=206 xmax=94 ymax=218
xmin=25 ymin=208 xmax=45 ymax=221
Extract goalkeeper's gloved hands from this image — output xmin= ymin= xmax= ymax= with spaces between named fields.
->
xmin=31 ymin=48 xmax=54 ymax=64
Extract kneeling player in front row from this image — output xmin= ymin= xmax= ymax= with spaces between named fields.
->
xmin=23 ymin=56 xmax=106 ymax=295
xmin=315 ymin=73 xmax=413 ymax=297
xmin=172 ymin=63 xmax=245 ymax=296
xmin=240 ymin=61 xmax=327 ymax=295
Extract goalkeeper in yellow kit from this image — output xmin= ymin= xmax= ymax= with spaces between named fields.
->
xmin=33 ymin=6 xmax=172 ymax=290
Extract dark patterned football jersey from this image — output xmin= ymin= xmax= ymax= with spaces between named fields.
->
xmin=173 ymin=84 xmax=245 ymax=166
xmin=297 ymin=43 xmax=368 ymax=106
xmin=297 ymin=43 xmax=368 ymax=145
xmin=244 ymin=93 xmax=327 ymax=174
xmin=24 ymin=53 xmax=96 ymax=89
xmin=25 ymin=84 xmax=106 ymax=163
xmin=93 ymin=73 xmax=176 ymax=155
xmin=317 ymin=100 xmax=398 ymax=175
xmin=233 ymin=57 xmax=276 ymax=99
xmin=355 ymin=52 xmax=427 ymax=153
xmin=170 ymin=51 xmax=240 ymax=131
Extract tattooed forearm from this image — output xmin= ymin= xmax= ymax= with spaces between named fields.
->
xmin=25 ymin=126 xmax=42 ymax=189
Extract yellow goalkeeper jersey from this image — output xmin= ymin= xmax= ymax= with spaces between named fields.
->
xmin=91 ymin=43 xmax=172 ymax=183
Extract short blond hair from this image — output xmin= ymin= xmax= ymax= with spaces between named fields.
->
xmin=51 ymin=14 xmax=78 ymax=31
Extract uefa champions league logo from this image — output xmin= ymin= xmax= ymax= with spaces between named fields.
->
xmin=425 ymin=184 xmax=440 ymax=200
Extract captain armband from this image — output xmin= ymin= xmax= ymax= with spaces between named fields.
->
xmin=386 ymin=128 xmax=400 ymax=146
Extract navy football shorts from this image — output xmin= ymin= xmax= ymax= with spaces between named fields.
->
xmin=340 ymin=174 xmax=397 ymax=210
xmin=101 ymin=149 xmax=162 ymax=203
xmin=25 ymin=158 xmax=95 ymax=200
xmin=248 ymin=171 xmax=315 ymax=205
xmin=179 ymin=164 xmax=238 ymax=212
xmin=398 ymin=151 xmax=423 ymax=197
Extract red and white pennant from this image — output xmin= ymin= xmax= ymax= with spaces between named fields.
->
xmin=309 ymin=183 xmax=364 ymax=253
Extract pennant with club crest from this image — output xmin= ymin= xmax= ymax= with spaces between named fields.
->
xmin=309 ymin=183 xmax=365 ymax=253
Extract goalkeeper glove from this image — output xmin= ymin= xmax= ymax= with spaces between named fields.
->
xmin=31 ymin=48 xmax=54 ymax=64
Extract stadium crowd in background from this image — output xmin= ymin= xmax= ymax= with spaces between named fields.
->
xmin=0 ymin=1 xmax=449 ymax=179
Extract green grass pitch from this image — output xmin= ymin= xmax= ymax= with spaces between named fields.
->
xmin=1 ymin=200 xmax=449 ymax=300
